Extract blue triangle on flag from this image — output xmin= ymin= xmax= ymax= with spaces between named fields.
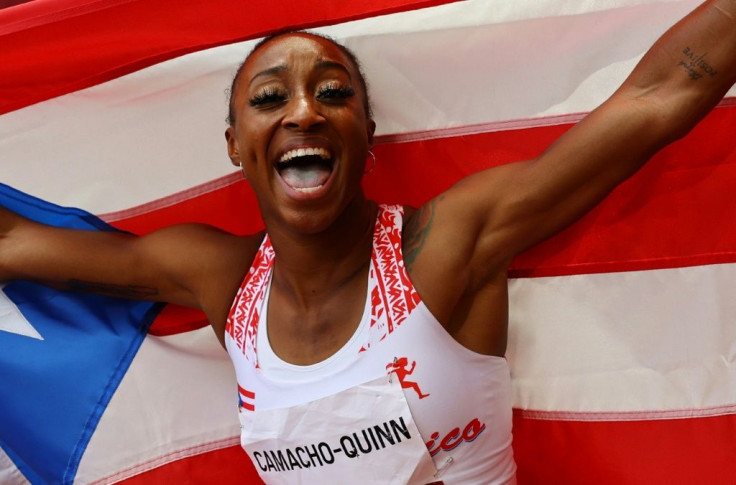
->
xmin=0 ymin=183 xmax=163 ymax=484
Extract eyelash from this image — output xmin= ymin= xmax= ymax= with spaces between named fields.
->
xmin=248 ymin=84 xmax=355 ymax=108
xmin=316 ymin=84 xmax=355 ymax=101
xmin=248 ymin=87 xmax=286 ymax=107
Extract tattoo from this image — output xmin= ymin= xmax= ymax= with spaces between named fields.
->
xmin=403 ymin=197 xmax=440 ymax=270
xmin=678 ymin=46 xmax=718 ymax=80
xmin=68 ymin=279 xmax=159 ymax=298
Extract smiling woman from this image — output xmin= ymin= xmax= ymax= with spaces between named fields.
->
xmin=2 ymin=1 xmax=736 ymax=484
xmin=225 ymin=33 xmax=376 ymax=237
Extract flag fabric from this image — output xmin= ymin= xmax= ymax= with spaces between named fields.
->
xmin=2 ymin=0 xmax=736 ymax=484
xmin=0 ymin=184 xmax=162 ymax=485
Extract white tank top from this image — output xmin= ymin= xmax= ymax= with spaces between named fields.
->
xmin=225 ymin=205 xmax=516 ymax=484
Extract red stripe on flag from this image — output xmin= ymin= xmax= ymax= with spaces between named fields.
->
xmin=148 ymin=303 xmax=209 ymax=336
xmin=108 ymin=174 xmax=263 ymax=236
xmin=115 ymin=444 xmax=264 ymax=485
xmin=110 ymin=102 xmax=736 ymax=277
xmin=512 ymin=411 xmax=736 ymax=484
xmin=0 ymin=0 xmax=462 ymax=115
xmin=367 ymin=103 xmax=736 ymax=277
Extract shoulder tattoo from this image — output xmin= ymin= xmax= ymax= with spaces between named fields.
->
xmin=403 ymin=197 xmax=441 ymax=270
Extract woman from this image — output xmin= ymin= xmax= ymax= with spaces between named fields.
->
xmin=2 ymin=1 xmax=735 ymax=483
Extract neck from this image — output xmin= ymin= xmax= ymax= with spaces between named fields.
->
xmin=266 ymin=198 xmax=377 ymax=308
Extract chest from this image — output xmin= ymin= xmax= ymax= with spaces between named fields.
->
xmin=263 ymin=265 xmax=370 ymax=365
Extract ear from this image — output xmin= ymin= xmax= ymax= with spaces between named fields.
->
xmin=366 ymin=118 xmax=376 ymax=148
xmin=225 ymin=126 xmax=241 ymax=167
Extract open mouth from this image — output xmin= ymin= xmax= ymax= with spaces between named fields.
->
xmin=276 ymin=147 xmax=333 ymax=194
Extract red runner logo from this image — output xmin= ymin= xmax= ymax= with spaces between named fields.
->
xmin=385 ymin=357 xmax=430 ymax=399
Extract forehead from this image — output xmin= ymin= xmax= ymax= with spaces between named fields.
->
xmin=243 ymin=34 xmax=357 ymax=82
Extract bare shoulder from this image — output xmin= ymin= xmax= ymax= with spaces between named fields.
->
xmin=401 ymin=166 xmax=519 ymax=279
xmin=401 ymin=192 xmax=484 ymax=324
xmin=401 ymin=193 xmax=512 ymax=355
xmin=141 ymin=224 xmax=264 ymax=342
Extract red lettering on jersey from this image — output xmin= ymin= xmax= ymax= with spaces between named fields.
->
xmin=425 ymin=418 xmax=486 ymax=456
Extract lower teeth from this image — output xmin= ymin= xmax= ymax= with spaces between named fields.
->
xmin=294 ymin=186 xmax=323 ymax=194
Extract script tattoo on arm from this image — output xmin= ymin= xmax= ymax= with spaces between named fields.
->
xmin=67 ymin=279 xmax=160 ymax=299
xmin=678 ymin=46 xmax=719 ymax=80
xmin=403 ymin=197 xmax=440 ymax=271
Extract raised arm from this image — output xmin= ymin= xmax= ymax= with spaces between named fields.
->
xmin=0 ymin=206 xmax=256 ymax=340
xmin=434 ymin=0 xmax=736 ymax=277
xmin=400 ymin=1 xmax=736 ymax=350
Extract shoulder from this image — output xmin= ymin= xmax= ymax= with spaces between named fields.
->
xmin=400 ymin=192 xmax=480 ymax=275
xmin=401 ymin=202 xmax=438 ymax=272
xmin=141 ymin=224 xmax=265 ymax=343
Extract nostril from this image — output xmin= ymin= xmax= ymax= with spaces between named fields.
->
xmin=282 ymin=108 xmax=326 ymax=130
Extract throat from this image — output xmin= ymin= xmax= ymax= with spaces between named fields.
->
xmin=265 ymin=261 xmax=371 ymax=366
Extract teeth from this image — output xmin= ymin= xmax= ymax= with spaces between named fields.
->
xmin=279 ymin=147 xmax=331 ymax=163
xmin=294 ymin=186 xmax=322 ymax=194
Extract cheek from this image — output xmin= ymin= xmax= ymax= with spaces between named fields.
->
xmin=238 ymin=119 xmax=274 ymax=160
xmin=340 ymin=114 xmax=372 ymax=146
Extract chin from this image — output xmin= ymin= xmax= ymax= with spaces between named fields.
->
xmin=278 ymin=203 xmax=344 ymax=235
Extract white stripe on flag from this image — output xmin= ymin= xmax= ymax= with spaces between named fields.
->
xmin=2 ymin=0 xmax=717 ymax=215
xmin=4 ymin=0 xmax=736 ymax=482
xmin=77 ymin=328 xmax=239 ymax=484
xmin=0 ymin=447 xmax=28 ymax=485
xmin=508 ymin=263 xmax=736 ymax=415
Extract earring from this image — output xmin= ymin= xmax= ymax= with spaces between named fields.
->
xmin=365 ymin=150 xmax=376 ymax=174
xmin=238 ymin=161 xmax=246 ymax=180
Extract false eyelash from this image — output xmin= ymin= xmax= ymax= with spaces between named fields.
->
xmin=249 ymin=88 xmax=286 ymax=107
xmin=316 ymin=84 xmax=355 ymax=100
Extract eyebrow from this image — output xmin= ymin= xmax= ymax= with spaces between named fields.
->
xmin=315 ymin=60 xmax=353 ymax=80
xmin=249 ymin=65 xmax=288 ymax=86
xmin=249 ymin=60 xmax=353 ymax=87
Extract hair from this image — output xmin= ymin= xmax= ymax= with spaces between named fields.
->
xmin=226 ymin=30 xmax=373 ymax=126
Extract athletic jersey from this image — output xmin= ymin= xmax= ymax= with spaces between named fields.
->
xmin=225 ymin=204 xmax=516 ymax=484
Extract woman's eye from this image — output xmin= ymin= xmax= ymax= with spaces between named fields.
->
xmin=249 ymin=89 xmax=286 ymax=107
xmin=316 ymin=84 xmax=355 ymax=101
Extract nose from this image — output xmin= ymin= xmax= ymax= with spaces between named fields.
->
xmin=281 ymin=94 xmax=325 ymax=131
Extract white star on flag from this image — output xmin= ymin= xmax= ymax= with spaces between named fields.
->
xmin=0 ymin=283 xmax=43 ymax=340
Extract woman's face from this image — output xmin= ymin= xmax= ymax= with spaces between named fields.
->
xmin=226 ymin=34 xmax=375 ymax=234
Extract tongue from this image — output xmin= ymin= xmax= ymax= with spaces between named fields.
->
xmin=280 ymin=164 xmax=331 ymax=189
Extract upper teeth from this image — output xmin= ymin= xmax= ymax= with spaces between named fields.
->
xmin=279 ymin=147 xmax=331 ymax=163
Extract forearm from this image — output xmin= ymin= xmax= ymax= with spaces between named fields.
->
xmin=0 ymin=206 xmax=133 ymax=287
xmin=0 ymin=206 xmax=25 ymax=281
xmin=623 ymin=0 xmax=736 ymax=139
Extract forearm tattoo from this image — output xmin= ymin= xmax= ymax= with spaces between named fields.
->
xmin=679 ymin=46 xmax=718 ymax=80
xmin=67 ymin=279 xmax=159 ymax=298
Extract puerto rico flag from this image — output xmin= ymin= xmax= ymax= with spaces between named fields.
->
xmin=2 ymin=0 xmax=735 ymax=484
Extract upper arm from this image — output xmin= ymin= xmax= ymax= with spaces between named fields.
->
xmin=424 ymin=0 xmax=736 ymax=284
xmin=419 ymin=92 xmax=664 ymax=281
xmin=472 ymin=93 xmax=668 ymax=260
xmin=1 ymin=209 xmax=254 ymax=311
